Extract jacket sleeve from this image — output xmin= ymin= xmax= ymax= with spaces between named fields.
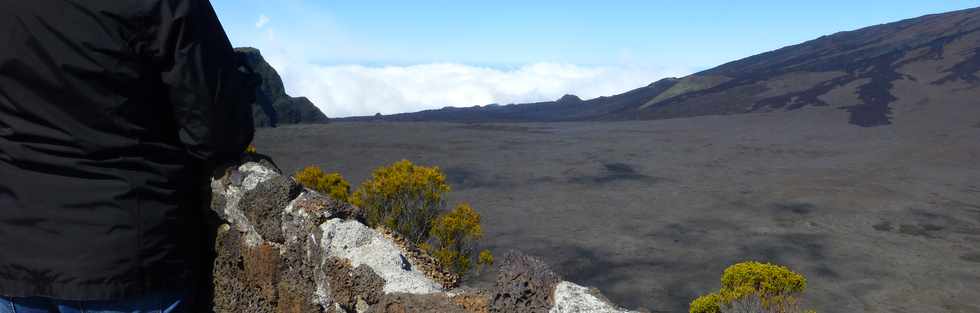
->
xmin=145 ymin=0 xmax=255 ymax=167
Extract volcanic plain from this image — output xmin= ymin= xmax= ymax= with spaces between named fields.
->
xmin=255 ymin=99 xmax=980 ymax=312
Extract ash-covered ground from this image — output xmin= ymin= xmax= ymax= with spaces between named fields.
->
xmin=254 ymin=100 xmax=980 ymax=312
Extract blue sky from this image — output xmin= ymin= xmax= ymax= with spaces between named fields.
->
xmin=209 ymin=0 xmax=979 ymax=117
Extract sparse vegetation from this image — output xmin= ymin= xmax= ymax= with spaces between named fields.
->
xmin=294 ymin=166 xmax=351 ymax=202
xmin=351 ymin=160 xmax=492 ymax=276
xmin=245 ymin=144 xmax=258 ymax=154
xmin=427 ymin=203 xmax=484 ymax=274
xmin=690 ymin=292 xmax=725 ymax=313
xmin=691 ymin=261 xmax=814 ymax=313
xmin=478 ymin=249 xmax=494 ymax=267
xmin=352 ymin=160 xmax=451 ymax=244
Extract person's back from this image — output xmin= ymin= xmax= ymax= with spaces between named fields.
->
xmin=0 ymin=0 xmax=254 ymax=311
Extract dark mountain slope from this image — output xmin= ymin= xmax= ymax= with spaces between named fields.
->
xmin=236 ymin=47 xmax=329 ymax=127
xmin=340 ymin=7 xmax=980 ymax=127
xmin=629 ymin=7 xmax=980 ymax=126
xmin=342 ymin=78 xmax=680 ymax=122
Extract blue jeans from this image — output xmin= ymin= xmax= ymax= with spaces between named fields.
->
xmin=0 ymin=293 xmax=185 ymax=313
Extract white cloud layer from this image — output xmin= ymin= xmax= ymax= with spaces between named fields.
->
xmin=267 ymin=59 xmax=688 ymax=118
xmin=244 ymin=13 xmax=692 ymax=118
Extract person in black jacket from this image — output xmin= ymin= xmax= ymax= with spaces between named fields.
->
xmin=0 ymin=0 xmax=255 ymax=312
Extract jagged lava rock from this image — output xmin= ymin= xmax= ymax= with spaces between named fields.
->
xmin=489 ymin=251 xmax=562 ymax=313
xmin=322 ymin=257 xmax=385 ymax=312
xmin=367 ymin=294 xmax=471 ymax=313
xmin=240 ymin=176 xmax=302 ymax=243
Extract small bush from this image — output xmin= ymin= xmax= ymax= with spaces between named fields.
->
xmin=721 ymin=262 xmax=806 ymax=297
xmin=351 ymin=160 xmax=490 ymax=277
xmin=294 ymin=166 xmax=351 ymax=202
xmin=245 ymin=144 xmax=257 ymax=154
xmin=690 ymin=262 xmax=814 ymax=313
xmin=691 ymin=293 xmax=723 ymax=313
xmin=352 ymin=160 xmax=450 ymax=244
xmin=478 ymin=249 xmax=494 ymax=267
xmin=692 ymin=286 xmax=757 ymax=313
xmin=428 ymin=203 xmax=484 ymax=274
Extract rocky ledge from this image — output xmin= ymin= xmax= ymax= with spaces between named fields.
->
xmin=209 ymin=157 xmax=644 ymax=313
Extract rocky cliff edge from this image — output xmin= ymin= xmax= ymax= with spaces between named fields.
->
xmin=208 ymin=157 xmax=645 ymax=313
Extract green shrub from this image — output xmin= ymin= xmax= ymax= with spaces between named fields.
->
xmin=350 ymin=160 xmax=491 ymax=276
xmin=478 ymin=249 xmax=494 ymax=267
xmin=691 ymin=286 xmax=757 ymax=313
xmin=691 ymin=262 xmax=814 ymax=313
xmin=427 ymin=203 xmax=484 ymax=274
xmin=722 ymin=262 xmax=806 ymax=298
xmin=352 ymin=160 xmax=450 ymax=244
xmin=294 ymin=166 xmax=351 ymax=202
xmin=690 ymin=292 xmax=723 ymax=313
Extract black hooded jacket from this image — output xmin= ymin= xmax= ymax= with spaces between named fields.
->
xmin=0 ymin=0 xmax=254 ymax=300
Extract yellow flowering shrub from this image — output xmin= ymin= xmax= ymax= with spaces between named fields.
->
xmin=478 ymin=249 xmax=494 ymax=267
xmin=352 ymin=160 xmax=450 ymax=244
xmin=428 ymin=203 xmax=485 ymax=274
xmin=245 ymin=144 xmax=257 ymax=154
xmin=294 ymin=166 xmax=351 ymax=202
xmin=690 ymin=293 xmax=723 ymax=313
xmin=690 ymin=261 xmax=814 ymax=313
xmin=722 ymin=261 xmax=806 ymax=298
xmin=350 ymin=160 xmax=490 ymax=276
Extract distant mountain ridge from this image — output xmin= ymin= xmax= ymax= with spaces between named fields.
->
xmin=236 ymin=47 xmax=329 ymax=127
xmin=341 ymin=7 xmax=980 ymax=127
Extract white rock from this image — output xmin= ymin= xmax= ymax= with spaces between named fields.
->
xmin=240 ymin=162 xmax=279 ymax=191
xmin=550 ymin=281 xmax=639 ymax=313
xmin=211 ymin=162 xmax=280 ymax=246
xmin=282 ymin=192 xmax=310 ymax=218
xmin=319 ymin=219 xmax=443 ymax=294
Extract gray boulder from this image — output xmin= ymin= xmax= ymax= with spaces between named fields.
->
xmin=489 ymin=251 xmax=562 ymax=313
